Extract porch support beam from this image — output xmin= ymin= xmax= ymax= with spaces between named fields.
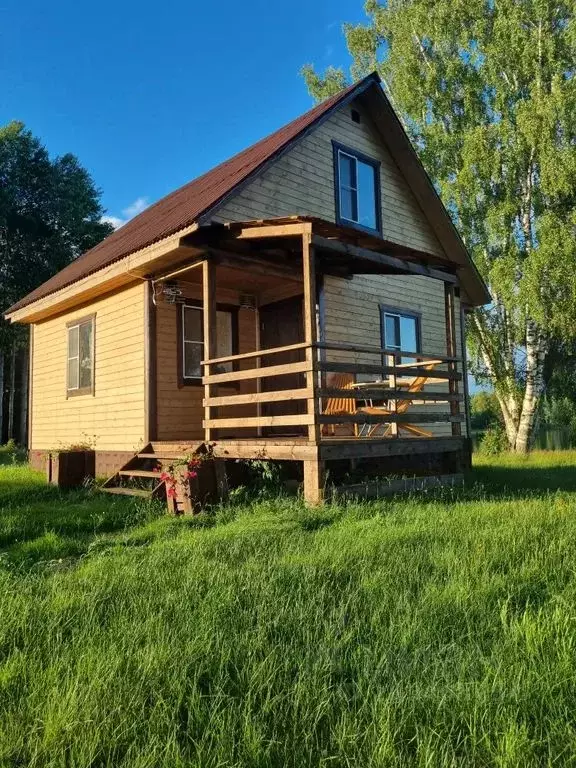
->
xmin=312 ymin=235 xmax=459 ymax=284
xmin=231 ymin=222 xmax=311 ymax=239
xmin=202 ymin=260 xmax=217 ymax=443
xmin=302 ymin=232 xmax=320 ymax=445
xmin=444 ymin=284 xmax=462 ymax=437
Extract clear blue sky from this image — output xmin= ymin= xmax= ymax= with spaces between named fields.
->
xmin=1 ymin=0 xmax=365 ymax=226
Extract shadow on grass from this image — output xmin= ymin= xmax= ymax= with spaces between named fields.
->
xmin=0 ymin=463 xmax=165 ymax=568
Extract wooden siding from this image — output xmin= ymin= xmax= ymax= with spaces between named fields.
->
xmin=322 ymin=274 xmax=466 ymax=437
xmin=211 ymin=97 xmax=466 ymax=437
xmin=31 ymin=282 xmax=147 ymax=452
xmin=155 ymin=283 xmax=258 ymax=441
xmin=212 ymin=98 xmax=444 ymax=258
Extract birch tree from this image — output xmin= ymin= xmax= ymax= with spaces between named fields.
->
xmin=303 ymin=0 xmax=576 ymax=452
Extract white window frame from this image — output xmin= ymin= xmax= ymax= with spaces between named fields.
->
xmin=66 ymin=315 xmax=95 ymax=397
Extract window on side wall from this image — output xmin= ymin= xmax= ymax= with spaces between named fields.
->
xmin=380 ymin=307 xmax=421 ymax=365
xmin=333 ymin=142 xmax=381 ymax=234
xmin=180 ymin=303 xmax=238 ymax=385
xmin=67 ymin=315 xmax=95 ymax=397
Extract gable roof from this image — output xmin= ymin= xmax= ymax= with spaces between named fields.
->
xmin=6 ymin=75 xmax=379 ymax=316
xmin=7 ymin=72 xmax=489 ymax=316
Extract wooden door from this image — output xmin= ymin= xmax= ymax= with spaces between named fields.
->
xmin=259 ymin=295 xmax=306 ymax=434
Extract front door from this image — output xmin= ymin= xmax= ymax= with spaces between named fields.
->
xmin=259 ymin=295 xmax=306 ymax=435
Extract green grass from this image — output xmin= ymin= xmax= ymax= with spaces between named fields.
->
xmin=2 ymin=450 xmax=576 ymax=766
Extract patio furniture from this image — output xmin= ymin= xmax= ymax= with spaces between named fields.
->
xmin=357 ymin=362 xmax=440 ymax=437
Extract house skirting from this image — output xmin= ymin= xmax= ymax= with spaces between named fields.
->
xmin=29 ymin=450 xmax=135 ymax=479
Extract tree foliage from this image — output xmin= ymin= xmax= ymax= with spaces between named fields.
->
xmin=303 ymin=1 xmax=576 ymax=452
xmin=0 ymin=121 xmax=113 ymax=346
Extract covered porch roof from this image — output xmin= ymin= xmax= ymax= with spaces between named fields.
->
xmin=7 ymin=215 xmax=488 ymax=324
xmin=155 ymin=215 xmax=486 ymax=303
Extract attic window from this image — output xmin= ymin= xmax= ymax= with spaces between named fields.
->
xmin=333 ymin=142 xmax=381 ymax=234
xmin=351 ymin=109 xmax=361 ymax=124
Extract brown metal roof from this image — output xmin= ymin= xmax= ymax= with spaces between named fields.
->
xmin=6 ymin=74 xmax=380 ymax=315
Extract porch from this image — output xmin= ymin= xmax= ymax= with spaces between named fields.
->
xmin=150 ymin=216 xmax=470 ymax=503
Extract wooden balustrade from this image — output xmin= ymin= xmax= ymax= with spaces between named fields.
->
xmin=201 ymin=341 xmax=464 ymax=440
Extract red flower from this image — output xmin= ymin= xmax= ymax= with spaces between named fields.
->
xmin=160 ymin=472 xmax=171 ymax=482
xmin=185 ymin=470 xmax=198 ymax=480
xmin=167 ymin=486 xmax=177 ymax=499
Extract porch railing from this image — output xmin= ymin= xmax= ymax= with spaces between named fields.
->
xmin=201 ymin=341 xmax=464 ymax=441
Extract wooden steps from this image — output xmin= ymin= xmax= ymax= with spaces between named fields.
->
xmin=100 ymin=442 xmax=209 ymax=507
xmin=137 ymin=453 xmax=183 ymax=460
xmin=101 ymin=487 xmax=152 ymax=498
xmin=118 ymin=469 xmax=160 ymax=478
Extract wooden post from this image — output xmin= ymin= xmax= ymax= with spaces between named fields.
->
xmin=444 ymin=284 xmax=461 ymax=437
xmin=388 ymin=353 xmax=398 ymax=437
xmin=302 ymin=233 xmax=324 ymax=505
xmin=203 ymin=259 xmax=229 ymax=499
xmin=303 ymin=458 xmax=324 ymax=506
xmin=302 ymin=231 xmax=320 ymax=444
xmin=144 ymin=281 xmax=157 ymax=444
xmin=203 ymin=260 xmax=217 ymax=444
xmin=460 ymin=303 xmax=472 ymax=439
xmin=254 ymin=302 xmax=262 ymax=437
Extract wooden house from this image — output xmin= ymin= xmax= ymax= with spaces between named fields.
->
xmin=5 ymin=72 xmax=489 ymax=504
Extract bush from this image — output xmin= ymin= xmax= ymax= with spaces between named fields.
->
xmin=540 ymin=396 xmax=576 ymax=436
xmin=478 ymin=425 xmax=509 ymax=455
xmin=470 ymin=391 xmax=501 ymax=431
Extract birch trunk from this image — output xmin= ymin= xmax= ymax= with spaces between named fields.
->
xmin=514 ymin=321 xmax=548 ymax=453
xmin=19 ymin=342 xmax=29 ymax=447
xmin=7 ymin=344 xmax=16 ymax=441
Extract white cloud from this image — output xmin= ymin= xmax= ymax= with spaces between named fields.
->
xmin=122 ymin=196 xmax=149 ymax=218
xmin=101 ymin=214 xmax=125 ymax=230
xmin=101 ymin=196 xmax=150 ymax=231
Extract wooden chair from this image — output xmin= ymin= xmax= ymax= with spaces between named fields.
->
xmin=321 ymin=373 xmax=358 ymax=436
xmin=358 ymin=364 xmax=437 ymax=438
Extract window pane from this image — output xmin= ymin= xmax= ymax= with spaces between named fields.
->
xmin=184 ymin=342 xmax=203 ymax=378
xmin=357 ymin=160 xmax=377 ymax=230
xmin=340 ymin=187 xmax=358 ymax=222
xmin=399 ymin=315 xmax=418 ymax=353
xmin=184 ymin=306 xmax=202 ymax=342
xmin=79 ymin=322 xmax=93 ymax=389
xmin=68 ymin=357 xmax=79 ymax=390
xmin=68 ymin=325 xmax=79 ymax=359
xmin=339 ymin=153 xmax=356 ymax=189
xmin=384 ymin=314 xmax=400 ymax=349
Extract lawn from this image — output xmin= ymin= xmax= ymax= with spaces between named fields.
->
xmin=2 ymin=449 xmax=576 ymax=766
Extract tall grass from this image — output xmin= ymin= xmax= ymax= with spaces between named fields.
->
xmin=2 ymin=451 xmax=576 ymax=765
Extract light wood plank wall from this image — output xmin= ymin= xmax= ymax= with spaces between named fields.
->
xmin=31 ymin=282 xmax=147 ymax=452
xmin=212 ymin=97 xmax=444 ymax=257
xmin=155 ymin=282 xmax=257 ymax=441
xmin=323 ymin=274 xmax=463 ymax=437
xmin=211 ymin=97 xmax=466 ymax=436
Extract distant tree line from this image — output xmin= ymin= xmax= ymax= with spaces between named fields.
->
xmin=0 ymin=121 xmax=112 ymax=445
